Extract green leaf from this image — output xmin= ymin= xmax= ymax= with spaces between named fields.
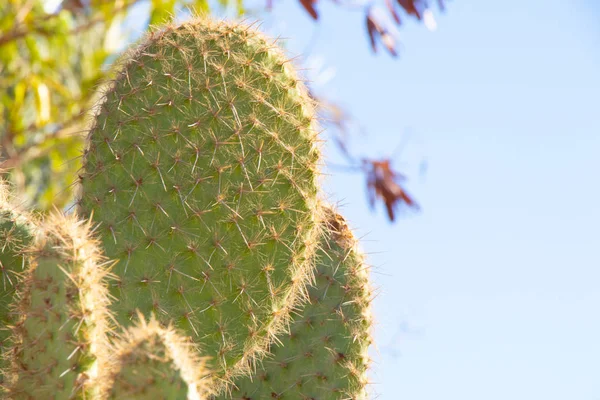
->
xmin=149 ymin=0 xmax=177 ymax=25
xmin=193 ymin=0 xmax=210 ymax=15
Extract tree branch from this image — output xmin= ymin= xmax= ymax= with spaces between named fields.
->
xmin=0 ymin=0 xmax=143 ymax=48
xmin=0 ymin=114 xmax=87 ymax=171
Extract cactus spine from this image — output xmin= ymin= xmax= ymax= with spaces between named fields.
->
xmin=220 ymin=207 xmax=373 ymax=400
xmin=103 ymin=314 xmax=209 ymax=400
xmin=5 ymin=213 xmax=112 ymax=399
xmin=78 ymin=18 xmax=321 ymax=388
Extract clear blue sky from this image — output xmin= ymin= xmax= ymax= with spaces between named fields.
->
xmin=257 ymin=1 xmax=600 ymax=399
xmin=125 ymin=1 xmax=600 ymax=398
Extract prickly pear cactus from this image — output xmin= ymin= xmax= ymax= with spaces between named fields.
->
xmin=5 ymin=213 xmax=112 ymax=399
xmin=219 ymin=207 xmax=372 ymax=400
xmin=104 ymin=315 xmax=209 ymax=400
xmin=78 ymin=18 xmax=321 ymax=388
xmin=0 ymin=183 xmax=36 ymax=384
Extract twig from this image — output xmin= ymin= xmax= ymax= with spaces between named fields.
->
xmin=0 ymin=114 xmax=87 ymax=171
xmin=0 ymin=0 xmax=143 ymax=47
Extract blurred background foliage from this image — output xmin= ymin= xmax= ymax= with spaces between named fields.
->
xmin=0 ymin=0 xmax=223 ymax=210
xmin=0 ymin=0 xmax=439 ymax=212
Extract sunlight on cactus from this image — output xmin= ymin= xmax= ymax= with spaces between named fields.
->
xmin=0 ymin=17 xmax=373 ymax=400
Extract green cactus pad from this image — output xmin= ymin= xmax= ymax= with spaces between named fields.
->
xmin=78 ymin=18 xmax=321 ymax=387
xmin=104 ymin=315 xmax=209 ymax=400
xmin=219 ymin=207 xmax=372 ymax=400
xmin=0 ymin=183 xmax=36 ymax=384
xmin=6 ymin=213 xmax=112 ymax=399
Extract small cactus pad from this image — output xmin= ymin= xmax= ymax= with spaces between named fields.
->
xmin=220 ymin=207 xmax=372 ymax=400
xmin=6 ymin=213 xmax=112 ymax=399
xmin=0 ymin=183 xmax=36 ymax=383
xmin=78 ymin=18 xmax=321 ymax=385
xmin=104 ymin=315 xmax=209 ymax=400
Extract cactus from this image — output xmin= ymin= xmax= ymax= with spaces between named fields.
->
xmin=77 ymin=17 xmax=321 ymax=388
xmin=0 ymin=17 xmax=377 ymax=400
xmin=103 ymin=314 xmax=209 ymax=400
xmin=0 ymin=183 xmax=37 ymax=384
xmin=219 ymin=207 xmax=372 ymax=400
xmin=5 ymin=213 xmax=112 ymax=399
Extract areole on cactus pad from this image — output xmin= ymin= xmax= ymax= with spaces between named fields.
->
xmin=77 ymin=17 xmax=322 ymax=389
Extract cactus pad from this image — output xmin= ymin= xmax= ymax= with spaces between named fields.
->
xmin=0 ymin=183 xmax=36 ymax=384
xmin=78 ymin=18 xmax=321 ymax=387
xmin=6 ymin=213 xmax=112 ymax=399
xmin=220 ymin=207 xmax=373 ymax=400
xmin=104 ymin=314 xmax=209 ymax=400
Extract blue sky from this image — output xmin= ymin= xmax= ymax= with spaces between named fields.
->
xmin=255 ymin=1 xmax=600 ymax=399
xmin=123 ymin=1 xmax=600 ymax=398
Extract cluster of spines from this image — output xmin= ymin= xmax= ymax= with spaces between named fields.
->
xmin=218 ymin=206 xmax=373 ymax=399
xmin=4 ymin=213 xmax=113 ymax=399
xmin=102 ymin=314 xmax=209 ymax=400
xmin=77 ymin=17 xmax=322 ymax=390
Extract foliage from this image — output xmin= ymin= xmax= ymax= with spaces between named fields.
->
xmin=0 ymin=0 xmax=217 ymax=210
xmin=299 ymin=0 xmax=446 ymax=56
